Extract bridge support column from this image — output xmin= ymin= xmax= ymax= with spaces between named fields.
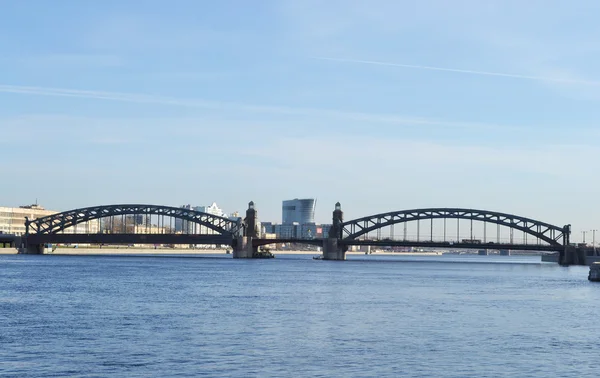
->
xmin=323 ymin=238 xmax=345 ymax=260
xmin=500 ymin=249 xmax=511 ymax=256
xmin=560 ymin=246 xmax=586 ymax=266
xmin=18 ymin=244 xmax=43 ymax=254
xmin=233 ymin=201 xmax=259 ymax=259
xmin=232 ymin=236 xmax=255 ymax=259
xmin=322 ymin=202 xmax=346 ymax=260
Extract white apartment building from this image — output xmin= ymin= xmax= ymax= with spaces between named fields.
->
xmin=193 ymin=202 xmax=226 ymax=235
xmin=175 ymin=202 xmax=230 ymax=235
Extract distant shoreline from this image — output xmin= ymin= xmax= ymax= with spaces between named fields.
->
xmin=49 ymin=249 xmax=444 ymax=256
xmin=0 ymin=248 xmax=546 ymax=257
xmin=1 ymin=248 xmax=446 ymax=256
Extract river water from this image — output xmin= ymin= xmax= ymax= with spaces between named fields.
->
xmin=0 ymin=253 xmax=597 ymax=377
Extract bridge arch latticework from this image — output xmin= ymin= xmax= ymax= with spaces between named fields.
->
xmin=341 ymin=208 xmax=569 ymax=247
xmin=26 ymin=204 xmax=242 ymax=236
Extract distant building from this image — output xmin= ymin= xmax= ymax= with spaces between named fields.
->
xmin=194 ymin=203 xmax=226 ymax=235
xmin=228 ymin=212 xmax=242 ymax=233
xmin=174 ymin=205 xmax=193 ymax=233
xmin=265 ymin=207 xmax=332 ymax=239
xmin=282 ymin=198 xmax=316 ymax=224
xmin=0 ymin=204 xmax=99 ymax=236
xmin=319 ymin=224 xmax=332 ymax=238
xmin=195 ymin=202 xmax=225 ymax=217
xmin=174 ymin=202 xmax=228 ymax=235
xmin=133 ymin=214 xmax=148 ymax=226
xmin=274 ymin=223 xmax=298 ymax=238
xmin=0 ymin=204 xmax=56 ymax=235
xmin=268 ymin=222 xmax=327 ymax=239
xmin=261 ymin=222 xmax=275 ymax=235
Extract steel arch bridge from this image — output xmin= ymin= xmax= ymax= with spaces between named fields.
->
xmin=340 ymin=208 xmax=570 ymax=248
xmin=25 ymin=204 xmax=243 ymax=237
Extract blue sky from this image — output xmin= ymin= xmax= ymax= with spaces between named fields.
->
xmin=1 ymin=0 xmax=600 ymax=238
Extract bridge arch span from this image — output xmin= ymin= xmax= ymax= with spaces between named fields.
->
xmin=341 ymin=208 xmax=570 ymax=247
xmin=26 ymin=204 xmax=242 ymax=236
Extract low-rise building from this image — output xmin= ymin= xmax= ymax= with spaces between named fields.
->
xmin=265 ymin=222 xmax=332 ymax=239
xmin=0 ymin=204 xmax=57 ymax=236
xmin=0 ymin=204 xmax=100 ymax=236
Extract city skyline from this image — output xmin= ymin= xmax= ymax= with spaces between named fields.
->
xmin=2 ymin=198 xmax=329 ymax=226
xmin=2 ymin=1 xmax=600 ymax=236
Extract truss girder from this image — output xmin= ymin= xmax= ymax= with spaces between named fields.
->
xmin=342 ymin=208 xmax=566 ymax=246
xmin=26 ymin=204 xmax=242 ymax=236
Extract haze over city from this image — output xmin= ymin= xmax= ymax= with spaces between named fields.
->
xmin=2 ymin=1 xmax=600 ymax=239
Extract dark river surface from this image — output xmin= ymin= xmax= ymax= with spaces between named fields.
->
xmin=1 ymin=253 xmax=597 ymax=377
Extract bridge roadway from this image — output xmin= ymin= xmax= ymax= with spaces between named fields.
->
xmin=26 ymin=233 xmax=233 ymax=246
xmin=0 ymin=233 xmax=17 ymax=248
xmin=23 ymin=234 xmax=561 ymax=253
xmin=252 ymin=238 xmax=561 ymax=252
xmin=20 ymin=234 xmax=578 ymax=263
xmin=343 ymin=239 xmax=562 ymax=252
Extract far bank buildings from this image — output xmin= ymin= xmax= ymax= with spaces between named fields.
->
xmin=262 ymin=198 xmax=332 ymax=239
xmin=176 ymin=198 xmax=332 ymax=239
xmin=1 ymin=199 xmax=332 ymax=240
xmin=0 ymin=204 xmax=99 ymax=236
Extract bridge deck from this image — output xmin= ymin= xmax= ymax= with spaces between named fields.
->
xmin=24 ymin=233 xmax=563 ymax=252
xmin=0 ymin=234 xmax=16 ymax=242
xmin=251 ymin=238 xmax=561 ymax=252
xmin=26 ymin=233 xmax=233 ymax=246
xmin=346 ymin=240 xmax=562 ymax=252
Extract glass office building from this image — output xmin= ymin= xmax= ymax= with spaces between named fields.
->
xmin=282 ymin=198 xmax=316 ymax=225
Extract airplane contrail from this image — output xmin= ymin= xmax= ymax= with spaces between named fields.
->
xmin=314 ymin=57 xmax=600 ymax=86
xmin=0 ymin=83 xmax=513 ymax=130
xmin=0 ymin=84 xmax=218 ymax=107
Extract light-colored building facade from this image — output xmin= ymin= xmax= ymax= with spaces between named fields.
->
xmin=0 ymin=204 xmax=99 ymax=236
xmin=0 ymin=204 xmax=56 ymax=235
xmin=194 ymin=203 xmax=227 ymax=235
xmin=175 ymin=202 xmax=231 ymax=235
